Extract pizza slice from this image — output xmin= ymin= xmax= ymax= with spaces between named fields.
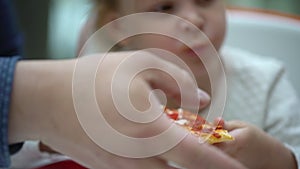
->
xmin=165 ymin=108 xmax=234 ymax=144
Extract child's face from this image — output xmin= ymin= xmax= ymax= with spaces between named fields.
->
xmin=114 ymin=0 xmax=226 ymax=77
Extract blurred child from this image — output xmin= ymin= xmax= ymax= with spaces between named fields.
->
xmin=76 ymin=0 xmax=300 ymax=168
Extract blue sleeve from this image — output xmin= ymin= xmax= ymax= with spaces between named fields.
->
xmin=0 ymin=56 xmax=20 ymax=168
xmin=0 ymin=0 xmax=23 ymax=167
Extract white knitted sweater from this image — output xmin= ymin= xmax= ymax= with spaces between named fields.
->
xmin=221 ymin=47 xmax=300 ymax=168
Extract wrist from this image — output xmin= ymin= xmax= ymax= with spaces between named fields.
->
xmin=8 ymin=59 xmax=76 ymax=143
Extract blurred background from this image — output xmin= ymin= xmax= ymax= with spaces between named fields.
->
xmin=226 ymin=0 xmax=300 ymax=15
xmin=11 ymin=0 xmax=300 ymax=59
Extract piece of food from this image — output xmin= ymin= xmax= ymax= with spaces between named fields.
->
xmin=165 ymin=108 xmax=234 ymax=144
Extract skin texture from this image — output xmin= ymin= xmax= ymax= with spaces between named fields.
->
xmin=216 ymin=121 xmax=297 ymax=169
xmin=88 ymin=0 xmax=226 ymax=93
xmin=79 ymin=0 xmax=298 ymax=168
xmin=8 ymin=51 xmax=247 ymax=169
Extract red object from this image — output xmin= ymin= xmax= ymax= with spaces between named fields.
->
xmin=192 ymin=116 xmax=206 ymax=131
xmin=165 ymin=109 xmax=179 ymax=120
xmin=33 ymin=160 xmax=88 ymax=169
xmin=167 ymin=113 xmax=179 ymax=120
xmin=212 ymin=132 xmax=222 ymax=139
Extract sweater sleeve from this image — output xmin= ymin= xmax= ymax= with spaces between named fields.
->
xmin=0 ymin=56 xmax=20 ymax=168
xmin=265 ymin=73 xmax=300 ymax=169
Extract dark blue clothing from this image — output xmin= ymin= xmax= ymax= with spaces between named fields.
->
xmin=0 ymin=0 xmax=22 ymax=56
xmin=0 ymin=0 xmax=22 ymax=167
xmin=0 ymin=57 xmax=20 ymax=168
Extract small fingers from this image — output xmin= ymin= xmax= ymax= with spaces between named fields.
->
xmin=161 ymin=133 xmax=247 ymax=169
xmin=213 ymin=139 xmax=237 ymax=156
xmin=223 ymin=120 xmax=247 ymax=131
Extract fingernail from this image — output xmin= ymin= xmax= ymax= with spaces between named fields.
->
xmin=197 ymin=89 xmax=211 ymax=102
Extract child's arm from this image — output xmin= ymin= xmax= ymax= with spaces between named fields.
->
xmin=216 ymin=120 xmax=297 ymax=169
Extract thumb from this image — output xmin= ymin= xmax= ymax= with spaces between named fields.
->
xmin=198 ymin=89 xmax=211 ymax=109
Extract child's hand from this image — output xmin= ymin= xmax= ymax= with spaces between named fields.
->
xmin=215 ymin=120 xmax=297 ymax=169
